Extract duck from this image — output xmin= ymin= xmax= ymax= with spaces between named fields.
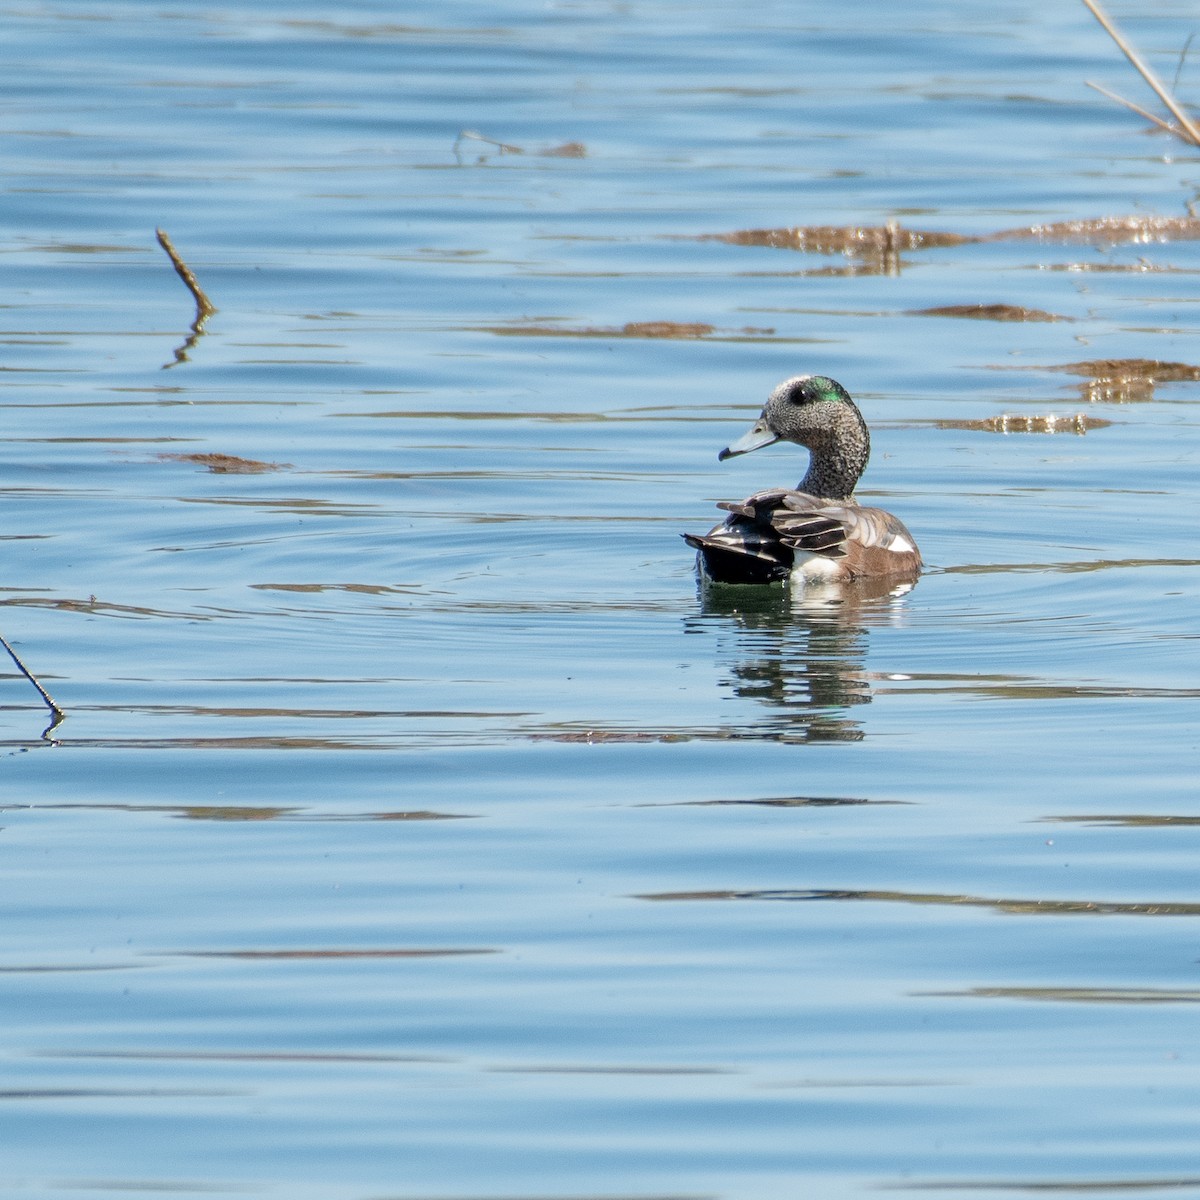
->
xmin=683 ymin=374 xmax=922 ymax=586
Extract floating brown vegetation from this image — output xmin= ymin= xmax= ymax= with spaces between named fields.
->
xmin=489 ymin=1063 xmax=730 ymax=1076
xmin=479 ymin=320 xmax=773 ymax=340
xmin=705 ymin=223 xmax=971 ymax=255
xmin=453 ymin=129 xmax=587 ymax=160
xmin=666 ymin=795 xmax=887 ymax=808
xmin=921 ymin=985 xmax=1200 ymax=1004
xmin=912 ymin=304 xmax=1066 ymax=323
xmin=543 ymin=729 xmax=691 ymax=744
xmin=65 ymin=803 xmax=295 ymax=821
xmin=621 ymin=321 xmax=715 ymax=338
xmin=1039 ymin=260 xmax=1172 ymax=275
xmin=937 ymin=414 xmax=1111 ymax=434
xmin=1082 ymin=0 xmax=1200 ymax=146
xmin=887 ymin=1174 xmax=1200 ymax=1192
xmin=158 ymin=452 xmax=291 ymax=473
xmin=24 ymin=802 xmax=472 ymax=823
xmin=1045 ymin=813 xmax=1200 ymax=827
xmin=943 ymin=557 xmax=1200 ymax=576
xmin=1048 ymin=358 xmax=1200 ymax=403
xmin=180 ymin=947 xmax=498 ymax=960
xmin=3 ymin=595 xmax=238 ymax=624
xmin=541 ymin=141 xmax=587 ymax=158
xmin=178 ymin=806 xmax=472 ymax=823
xmin=702 ymin=214 xmax=1200 ymax=267
xmin=250 ymin=582 xmax=413 ymax=595
xmin=635 ymin=887 xmax=1200 ymax=916
xmin=175 ymin=805 xmax=291 ymax=822
xmin=1054 ymin=357 xmax=1200 ymax=381
xmin=992 ymin=214 xmax=1200 ymax=244
xmin=358 ymin=810 xmax=474 ymax=821
xmin=56 ymin=1048 xmax=446 ymax=1063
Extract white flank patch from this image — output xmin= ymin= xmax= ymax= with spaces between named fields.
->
xmin=889 ymin=532 xmax=916 ymax=553
xmin=791 ymin=552 xmax=845 ymax=581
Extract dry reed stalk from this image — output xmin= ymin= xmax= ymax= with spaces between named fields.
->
xmin=1085 ymin=81 xmax=1179 ymax=135
xmin=1082 ymin=0 xmax=1200 ymax=146
xmin=155 ymin=228 xmax=217 ymax=319
xmin=0 ymin=632 xmax=65 ymax=729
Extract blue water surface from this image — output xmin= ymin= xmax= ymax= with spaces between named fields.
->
xmin=3 ymin=1 xmax=1200 ymax=1197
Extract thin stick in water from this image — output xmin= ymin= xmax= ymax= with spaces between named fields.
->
xmin=1081 ymin=0 xmax=1200 ymax=146
xmin=1085 ymin=80 xmax=1178 ymax=134
xmin=452 ymin=129 xmax=524 ymax=164
xmin=0 ymin=632 xmax=65 ymax=724
xmin=155 ymin=228 xmax=217 ymax=319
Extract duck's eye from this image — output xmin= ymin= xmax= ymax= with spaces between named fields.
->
xmin=800 ymin=376 xmax=845 ymax=405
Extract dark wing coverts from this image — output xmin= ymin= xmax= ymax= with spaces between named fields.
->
xmin=684 ymin=489 xmax=921 ymax=585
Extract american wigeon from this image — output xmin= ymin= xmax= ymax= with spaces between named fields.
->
xmin=684 ymin=375 xmax=922 ymax=585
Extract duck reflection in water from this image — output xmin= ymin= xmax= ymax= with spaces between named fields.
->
xmin=686 ymin=575 xmax=915 ymax=743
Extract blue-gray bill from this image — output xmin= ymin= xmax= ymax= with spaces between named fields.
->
xmin=717 ymin=417 xmax=779 ymax=461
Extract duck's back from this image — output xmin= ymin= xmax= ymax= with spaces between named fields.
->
xmin=685 ymin=488 xmax=921 ymax=585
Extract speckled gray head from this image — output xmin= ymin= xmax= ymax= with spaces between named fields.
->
xmin=718 ymin=374 xmax=870 ymax=501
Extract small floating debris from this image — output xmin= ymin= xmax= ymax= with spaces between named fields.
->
xmin=158 ymin=452 xmax=291 ymax=473
xmin=938 ymin=414 xmax=1111 ymax=434
xmin=913 ymin=303 xmax=1066 ymax=322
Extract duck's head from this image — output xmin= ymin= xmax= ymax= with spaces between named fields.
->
xmin=718 ymin=375 xmax=870 ymax=500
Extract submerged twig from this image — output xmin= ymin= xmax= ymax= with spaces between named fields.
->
xmin=155 ymin=228 xmax=216 ymax=367
xmin=156 ymin=228 xmax=217 ymax=318
xmin=1082 ymin=0 xmax=1200 ymax=146
xmin=0 ymin=632 xmax=65 ymax=736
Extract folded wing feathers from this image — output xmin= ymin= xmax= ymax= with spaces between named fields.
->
xmin=683 ymin=530 xmax=793 ymax=584
xmin=691 ymin=485 xmax=920 ymax=583
xmin=772 ymin=511 xmax=848 ymax=557
xmin=716 ymin=500 xmax=757 ymax=518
